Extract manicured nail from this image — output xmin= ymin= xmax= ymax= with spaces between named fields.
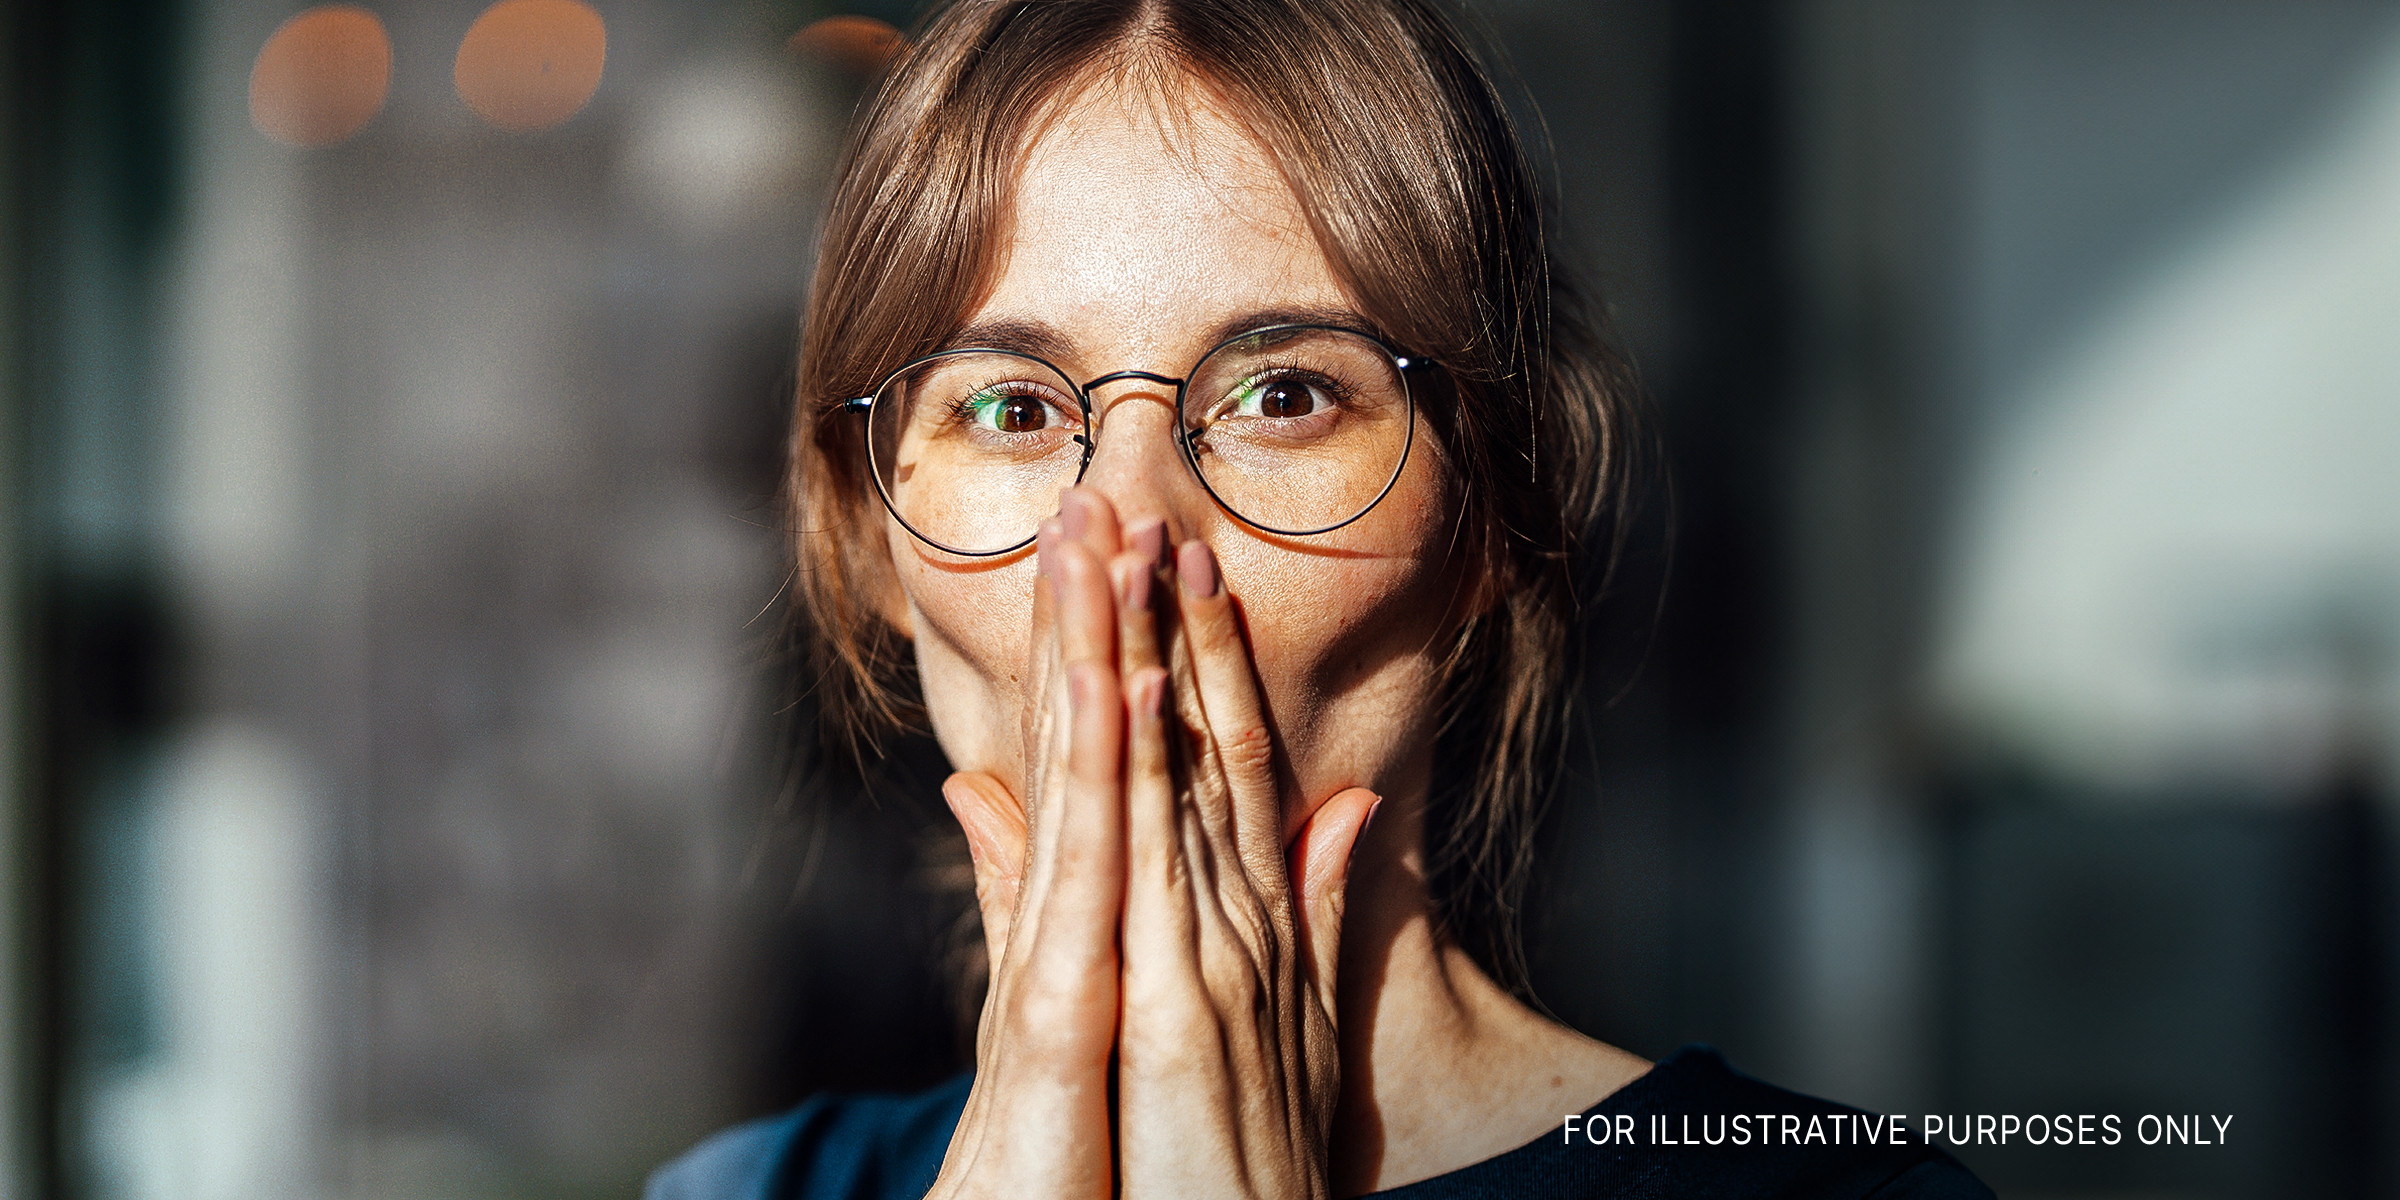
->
xmin=1177 ymin=540 xmax=1220 ymax=598
xmin=1128 ymin=519 xmax=1166 ymax=567
xmin=1122 ymin=564 xmax=1152 ymax=612
xmin=1060 ymin=491 xmax=1090 ymax=541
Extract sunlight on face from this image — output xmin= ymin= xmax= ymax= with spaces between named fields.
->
xmin=892 ymin=76 xmax=1466 ymax=827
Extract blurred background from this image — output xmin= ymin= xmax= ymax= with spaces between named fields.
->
xmin=2 ymin=0 xmax=2394 ymax=1197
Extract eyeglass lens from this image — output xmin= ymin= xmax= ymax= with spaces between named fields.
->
xmin=865 ymin=327 xmax=1411 ymax=556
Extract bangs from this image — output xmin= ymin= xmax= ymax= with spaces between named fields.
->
xmin=785 ymin=0 xmax=1637 ymax=999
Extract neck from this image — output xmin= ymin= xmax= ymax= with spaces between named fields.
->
xmin=1327 ymin=802 xmax=1649 ymax=1197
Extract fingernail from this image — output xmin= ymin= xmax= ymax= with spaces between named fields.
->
xmin=1177 ymin=540 xmax=1220 ymax=598
xmin=1060 ymin=491 xmax=1090 ymax=541
xmin=1121 ymin=565 xmax=1152 ymax=612
xmin=1133 ymin=669 xmax=1164 ymax=720
xmin=1128 ymin=519 xmax=1166 ymax=567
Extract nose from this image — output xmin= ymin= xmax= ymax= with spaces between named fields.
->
xmin=1076 ymin=375 xmax=1208 ymax=540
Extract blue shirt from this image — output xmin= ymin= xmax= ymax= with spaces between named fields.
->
xmin=646 ymin=1045 xmax=1992 ymax=1199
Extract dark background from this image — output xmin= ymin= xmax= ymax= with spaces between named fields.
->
xmin=5 ymin=1 xmax=2396 ymax=1197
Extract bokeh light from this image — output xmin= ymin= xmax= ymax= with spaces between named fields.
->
xmin=454 ymin=0 xmax=607 ymax=132
xmin=248 ymin=5 xmax=393 ymax=148
xmin=789 ymin=16 xmax=905 ymax=75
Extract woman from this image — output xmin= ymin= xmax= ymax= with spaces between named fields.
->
xmin=657 ymin=0 xmax=1991 ymax=1195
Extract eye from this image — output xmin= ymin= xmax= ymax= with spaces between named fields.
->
xmin=1229 ymin=374 xmax=1335 ymax=420
xmin=962 ymin=387 xmax=1067 ymax=434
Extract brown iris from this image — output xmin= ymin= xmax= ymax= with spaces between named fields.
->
xmin=994 ymin=395 xmax=1048 ymax=433
xmin=1254 ymin=380 xmax=1316 ymax=419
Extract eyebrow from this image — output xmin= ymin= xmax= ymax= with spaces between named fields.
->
xmin=941 ymin=318 xmax=1075 ymax=362
xmin=939 ymin=305 xmax=1385 ymax=370
xmin=1199 ymin=306 xmax=1383 ymax=350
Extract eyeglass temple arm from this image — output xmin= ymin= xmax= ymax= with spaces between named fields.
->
xmin=840 ymin=396 xmax=873 ymax=414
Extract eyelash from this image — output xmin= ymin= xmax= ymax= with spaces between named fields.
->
xmin=1226 ymin=359 xmax=1359 ymax=412
xmin=933 ymin=352 xmax=1367 ymax=428
xmin=947 ymin=385 xmax=1068 ymax=427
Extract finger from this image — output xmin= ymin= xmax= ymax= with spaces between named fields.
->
xmin=1173 ymin=539 xmax=1285 ymax=882
xmin=1111 ymin=541 xmax=1164 ymax=679
xmin=1109 ymin=535 xmax=1169 ymax=895
xmin=943 ymin=771 xmax=1028 ymax=971
xmin=1018 ymin=525 xmax=1115 ymax=885
xmin=1012 ymin=661 xmax=1126 ymax=994
xmin=1055 ymin=658 xmax=1127 ymax=912
xmin=1124 ymin=516 xmax=1168 ymax=575
xmin=1118 ymin=665 xmax=1187 ymax=944
xmin=1014 ymin=536 xmax=1122 ymax=972
xmin=1022 ymin=521 xmax=1064 ymax=801
xmin=1288 ymin=787 xmax=1380 ymax=1007
xmin=1057 ymin=486 xmax=1123 ymax=561
xmin=1050 ymin=529 xmax=1117 ymax=674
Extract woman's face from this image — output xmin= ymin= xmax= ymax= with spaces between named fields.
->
xmin=889 ymin=80 xmax=1469 ymax=828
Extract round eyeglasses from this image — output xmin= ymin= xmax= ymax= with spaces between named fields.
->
xmin=843 ymin=324 xmax=1425 ymax=557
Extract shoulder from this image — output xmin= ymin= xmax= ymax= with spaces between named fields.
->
xmin=644 ymin=1074 xmax=972 ymax=1200
xmin=1372 ymin=1046 xmax=1992 ymax=1199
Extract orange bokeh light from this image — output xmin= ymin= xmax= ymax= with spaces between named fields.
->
xmin=789 ymin=16 xmax=905 ymax=75
xmin=249 ymin=5 xmax=393 ymax=148
xmin=454 ymin=0 xmax=607 ymax=132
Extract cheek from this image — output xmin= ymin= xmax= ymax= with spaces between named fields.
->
xmin=1213 ymin=442 xmax=1461 ymax=765
xmin=892 ymin=522 xmax=1037 ymax=780
xmin=1220 ymin=547 xmax=1434 ymax=694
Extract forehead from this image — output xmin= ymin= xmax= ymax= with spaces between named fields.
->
xmin=971 ymin=79 xmax=1350 ymax=367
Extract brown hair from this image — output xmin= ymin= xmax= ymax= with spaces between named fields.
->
xmin=785 ymin=0 xmax=1640 ymax=995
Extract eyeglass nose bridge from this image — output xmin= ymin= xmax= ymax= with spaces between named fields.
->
xmin=1073 ymin=370 xmax=1193 ymax=473
xmin=1079 ymin=368 xmax=1184 ymax=394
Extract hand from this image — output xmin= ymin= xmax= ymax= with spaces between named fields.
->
xmin=923 ymin=500 xmax=1128 ymax=1200
xmin=1109 ymin=506 xmax=1381 ymax=1200
xmin=940 ymin=489 xmax=1380 ymax=1199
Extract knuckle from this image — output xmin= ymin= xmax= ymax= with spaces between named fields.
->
xmin=1227 ymin=902 xmax=1284 ymax=965
xmin=1220 ymin=723 xmax=1276 ymax=780
xmin=1121 ymin=969 xmax=1205 ymax=1022
xmin=1245 ymin=851 xmax=1295 ymax=907
xmin=1197 ymin=948 xmax=1265 ymax=1020
xmin=1131 ymin=836 xmax=1187 ymax=889
xmin=1001 ymin=960 xmax=1109 ymax=1045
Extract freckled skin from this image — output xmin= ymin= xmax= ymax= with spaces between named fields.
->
xmin=884 ymin=79 xmax=1651 ymax=1195
xmin=891 ymin=84 xmax=1462 ymax=831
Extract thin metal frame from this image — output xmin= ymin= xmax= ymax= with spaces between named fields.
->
xmin=843 ymin=323 xmax=1425 ymax=557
